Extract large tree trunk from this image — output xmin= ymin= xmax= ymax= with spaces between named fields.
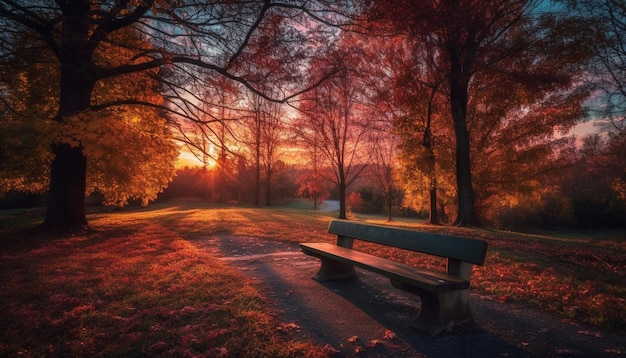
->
xmin=41 ymin=4 xmax=93 ymax=232
xmin=449 ymin=52 xmax=479 ymax=227
xmin=41 ymin=76 xmax=91 ymax=231
xmin=452 ymin=113 xmax=478 ymax=226
xmin=42 ymin=144 xmax=88 ymax=231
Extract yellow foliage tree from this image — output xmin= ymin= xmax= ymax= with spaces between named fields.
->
xmin=0 ymin=27 xmax=177 ymax=208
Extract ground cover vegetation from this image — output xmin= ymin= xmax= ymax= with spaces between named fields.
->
xmin=1 ymin=203 xmax=624 ymax=356
xmin=0 ymin=204 xmax=329 ymax=357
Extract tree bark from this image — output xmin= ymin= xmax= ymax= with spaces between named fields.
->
xmin=41 ymin=3 xmax=93 ymax=232
xmin=42 ymin=144 xmax=88 ymax=231
xmin=449 ymin=50 xmax=479 ymax=227
xmin=429 ymin=182 xmax=439 ymax=225
xmin=450 ymin=71 xmax=478 ymax=226
xmin=265 ymin=168 xmax=272 ymax=206
xmin=338 ymin=181 xmax=347 ymax=219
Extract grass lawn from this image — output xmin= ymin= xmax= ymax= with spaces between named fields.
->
xmin=1 ymin=199 xmax=624 ymax=356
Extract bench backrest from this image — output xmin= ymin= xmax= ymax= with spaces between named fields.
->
xmin=328 ymin=220 xmax=488 ymax=265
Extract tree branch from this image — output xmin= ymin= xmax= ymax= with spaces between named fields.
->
xmin=0 ymin=1 xmax=62 ymax=57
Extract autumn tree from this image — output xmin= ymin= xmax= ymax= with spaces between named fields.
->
xmin=240 ymin=93 xmax=287 ymax=206
xmin=0 ymin=25 xmax=177 ymax=209
xmin=174 ymin=76 xmax=244 ymax=203
xmin=0 ymin=31 xmax=57 ymax=196
xmin=0 ymin=1 xmax=341 ymax=231
xmin=295 ymin=46 xmax=370 ymax=219
xmin=570 ymin=0 xmax=626 ymax=209
xmin=368 ymin=134 xmax=401 ymax=220
xmin=571 ymin=0 xmax=626 ymax=133
xmin=295 ymin=150 xmax=331 ymax=210
xmin=566 ymin=134 xmax=625 ymax=227
xmin=366 ymin=0 xmax=594 ymax=226
xmin=387 ymin=34 xmax=451 ymax=224
xmin=356 ymin=35 xmax=405 ymax=221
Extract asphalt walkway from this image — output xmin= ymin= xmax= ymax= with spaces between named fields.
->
xmin=191 ymin=235 xmax=625 ymax=358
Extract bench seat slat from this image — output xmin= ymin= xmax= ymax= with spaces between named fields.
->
xmin=300 ymin=242 xmax=470 ymax=293
xmin=328 ymin=220 xmax=488 ymax=265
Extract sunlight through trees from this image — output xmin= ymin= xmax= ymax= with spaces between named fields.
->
xmin=1 ymin=0 xmax=624 ymax=230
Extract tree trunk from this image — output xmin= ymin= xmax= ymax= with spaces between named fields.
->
xmin=42 ymin=144 xmax=88 ymax=231
xmin=265 ymin=169 xmax=272 ymax=206
xmin=338 ymin=181 xmax=347 ymax=219
xmin=450 ymin=80 xmax=478 ymax=227
xmin=453 ymin=118 xmax=477 ymax=226
xmin=450 ymin=41 xmax=478 ymax=226
xmin=254 ymin=154 xmax=260 ymax=206
xmin=428 ymin=183 xmax=439 ymax=225
xmin=41 ymin=5 xmax=94 ymax=232
xmin=387 ymin=188 xmax=393 ymax=221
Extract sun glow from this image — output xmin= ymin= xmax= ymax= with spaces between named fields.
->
xmin=176 ymin=150 xmax=205 ymax=168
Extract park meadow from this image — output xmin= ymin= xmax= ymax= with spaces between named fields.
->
xmin=1 ymin=200 xmax=624 ymax=357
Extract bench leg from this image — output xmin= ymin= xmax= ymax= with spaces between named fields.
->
xmin=312 ymin=257 xmax=357 ymax=281
xmin=391 ymin=280 xmax=473 ymax=336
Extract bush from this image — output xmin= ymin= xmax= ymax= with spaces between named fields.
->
xmin=346 ymin=192 xmax=363 ymax=215
xmin=490 ymin=191 xmax=576 ymax=230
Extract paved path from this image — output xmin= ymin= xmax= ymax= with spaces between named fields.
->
xmin=190 ymin=235 xmax=625 ymax=358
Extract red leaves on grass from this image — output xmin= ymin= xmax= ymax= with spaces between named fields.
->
xmin=276 ymin=322 xmax=300 ymax=332
xmin=471 ymin=248 xmax=626 ymax=329
xmin=0 ymin=224 xmax=312 ymax=357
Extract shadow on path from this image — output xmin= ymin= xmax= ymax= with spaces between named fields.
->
xmin=189 ymin=235 xmax=626 ymax=358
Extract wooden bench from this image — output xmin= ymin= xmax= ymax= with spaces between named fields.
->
xmin=300 ymin=219 xmax=488 ymax=336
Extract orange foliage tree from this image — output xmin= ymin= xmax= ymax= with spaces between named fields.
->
xmin=0 ymin=1 xmax=341 ymax=232
xmin=0 ymin=26 xmax=178 ymax=208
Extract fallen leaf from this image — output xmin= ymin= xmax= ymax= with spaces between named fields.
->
xmin=148 ymin=341 xmax=168 ymax=351
xmin=381 ymin=341 xmax=401 ymax=349
xmin=348 ymin=335 xmax=359 ymax=343
xmin=212 ymin=347 xmax=228 ymax=358
xmin=207 ymin=328 xmax=229 ymax=340
xmin=277 ymin=322 xmax=300 ymax=332
xmin=366 ymin=339 xmax=379 ymax=348
xmin=521 ymin=342 xmax=529 ymax=346
xmin=323 ymin=344 xmax=341 ymax=355
xmin=578 ymin=330 xmax=602 ymax=338
xmin=384 ymin=330 xmax=397 ymax=340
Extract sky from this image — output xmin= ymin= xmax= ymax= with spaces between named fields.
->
xmin=176 ymin=151 xmax=204 ymax=168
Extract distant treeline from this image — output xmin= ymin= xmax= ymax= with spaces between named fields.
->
xmin=2 ymin=162 xmax=624 ymax=231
